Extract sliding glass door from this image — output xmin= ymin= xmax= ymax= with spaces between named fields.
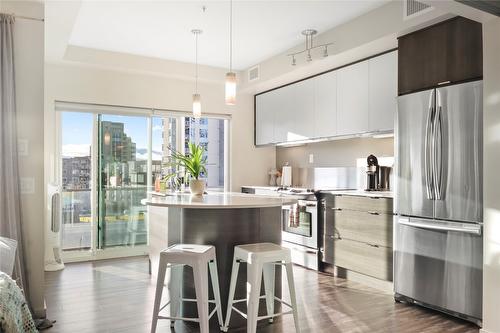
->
xmin=58 ymin=102 xmax=229 ymax=258
xmin=98 ymin=114 xmax=148 ymax=248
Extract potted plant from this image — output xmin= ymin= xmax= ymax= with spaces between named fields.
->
xmin=166 ymin=143 xmax=207 ymax=196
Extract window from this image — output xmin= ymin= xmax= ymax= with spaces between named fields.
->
xmin=57 ymin=102 xmax=229 ymax=258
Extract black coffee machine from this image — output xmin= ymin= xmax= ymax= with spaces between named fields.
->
xmin=366 ymin=154 xmax=379 ymax=191
xmin=366 ymin=154 xmax=391 ymax=191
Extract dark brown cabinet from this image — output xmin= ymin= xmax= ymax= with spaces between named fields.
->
xmin=398 ymin=16 xmax=482 ymax=95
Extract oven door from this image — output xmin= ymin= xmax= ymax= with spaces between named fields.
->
xmin=394 ymin=216 xmax=482 ymax=322
xmin=282 ymin=200 xmax=317 ymax=249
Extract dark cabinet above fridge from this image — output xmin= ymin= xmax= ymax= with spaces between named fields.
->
xmin=398 ymin=16 xmax=482 ymax=96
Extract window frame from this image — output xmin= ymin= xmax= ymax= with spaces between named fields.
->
xmin=55 ymin=101 xmax=231 ymax=262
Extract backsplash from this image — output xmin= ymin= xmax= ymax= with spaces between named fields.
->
xmin=276 ymin=137 xmax=394 ymax=168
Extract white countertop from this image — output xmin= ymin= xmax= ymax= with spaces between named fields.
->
xmin=324 ymin=189 xmax=394 ymax=198
xmin=142 ymin=192 xmax=297 ymax=209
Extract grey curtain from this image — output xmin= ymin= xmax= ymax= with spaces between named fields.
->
xmin=0 ymin=13 xmax=29 ymax=302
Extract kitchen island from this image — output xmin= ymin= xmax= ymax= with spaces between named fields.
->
xmin=143 ymin=192 xmax=296 ymax=329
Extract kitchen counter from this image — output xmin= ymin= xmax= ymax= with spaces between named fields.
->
xmin=142 ymin=191 xmax=296 ymax=208
xmin=145 ymin=191 xmax=288 ymax=328
xmin=322 ymin=189 xmax=394 ymax=198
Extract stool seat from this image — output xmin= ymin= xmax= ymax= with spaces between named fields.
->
xmin=234 ymin=243 xmax=290 ymax=264
xmin=223 ymin=242 xmax=300 ymax=333
xmin=151 ymin=244 xmax=224 ymax=333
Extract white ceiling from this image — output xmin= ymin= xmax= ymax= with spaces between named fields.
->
xmin=68 ymin=0 xmax=390 ymax=70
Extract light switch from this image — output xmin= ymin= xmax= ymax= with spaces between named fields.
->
xmin=309 ymin=154 xmax=314 ymax=164
xmin=20 ymin=177 xmax=35 ymax=194
xmin=18 ymin=139 xmax=28 ymax=156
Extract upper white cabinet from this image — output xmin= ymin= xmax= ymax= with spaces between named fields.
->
xmin=292 ymin=79 xmax=315 ymax=140
xmin=314 ymin=71 xmax=337 ymax=138
xmin=273 ymin=84 xmax=296 ymax=143
xmin=368 ymin=51 xmax=398 ymax=132
xmin=255 ymin=90 xmax=277 ymax=145
xmin=254 ymin=50 xmax=397 ymax=146
xmin=336 ymin=61 xmax=369 ymax=136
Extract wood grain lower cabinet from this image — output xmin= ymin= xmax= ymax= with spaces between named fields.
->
xmin=334 ymin=237 xmax=393 ymax=281
xmin=333 ymin=209 xmax=393 ymax=248
xmin=321 ymin=194 xmax=394 ymax=281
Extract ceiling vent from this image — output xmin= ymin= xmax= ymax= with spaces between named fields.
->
xmin=404 ymin=0 xmax=433 ymax=20
xmin=248 ymin=65 xmax=260 ymax=82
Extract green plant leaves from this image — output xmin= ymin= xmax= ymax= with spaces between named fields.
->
xmin=166 ymin=142 xmax=207 ymax=180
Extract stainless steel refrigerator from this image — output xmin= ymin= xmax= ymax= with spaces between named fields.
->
xmin=394 ymin=80 xmax=483 ymax=325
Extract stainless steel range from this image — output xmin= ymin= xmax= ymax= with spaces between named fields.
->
xmin=276 ymin=187 xmax=321 ymax=270
xmin=242 ymin=166 xmax=358 ymax=271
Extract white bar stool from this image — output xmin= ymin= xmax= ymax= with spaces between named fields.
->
xmin=222 ymin=243 xmax=300 ymax=333
xmin=151 ymin=244 xmax=224 ymax=333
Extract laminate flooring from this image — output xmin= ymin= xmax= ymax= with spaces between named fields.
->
xmin=44 ymin=257 xmax=479 ymax=333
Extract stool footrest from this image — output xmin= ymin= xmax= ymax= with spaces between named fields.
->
xmin=158 ymin=315 xmax=200 ymax=323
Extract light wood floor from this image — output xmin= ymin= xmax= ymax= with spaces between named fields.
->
xmin=44 ymin=257 xmax=479 ymax=333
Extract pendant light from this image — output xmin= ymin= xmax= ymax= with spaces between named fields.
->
xmin=225 ymin=0 xmax=236 ymax=105
xmin=192 ymin=29 xmax=202 ymax=118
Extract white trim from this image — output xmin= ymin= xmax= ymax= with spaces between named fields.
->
xmin=224 ymin=119 xmax=231 ymax=191
xmin=55 ymin=100 xmax=232 ymax=120
xmin=62 ymin=246 xmax=149 ymax=263
xmin=91 ymin=114 xmax=99 ymax=251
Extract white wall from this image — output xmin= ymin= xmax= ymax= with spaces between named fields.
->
xmin=482 ymin=16 xmax=500 ymax=333
xmin=0 ymin=0 xmax=45 ymax=317
xmin=44 ymin=60 xmax=275 ymax=193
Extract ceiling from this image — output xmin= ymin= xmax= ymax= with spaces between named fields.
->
xmin=67 ymin=0 xmax=390 ymax=71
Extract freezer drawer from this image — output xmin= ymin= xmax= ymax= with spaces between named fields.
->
xmin=394 ymin=216 xmax=482 ymax=321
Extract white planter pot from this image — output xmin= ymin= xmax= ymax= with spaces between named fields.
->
xmin=189 ymin=179 xmax=206 ymax=196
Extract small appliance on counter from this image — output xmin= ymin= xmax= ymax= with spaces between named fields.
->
xmin=281 ymin=162 xmax=292 ymax=187
xmin=365 ymin=154 xmax=391 ymax=191
xmin=366 ymin=154 xmax=379 ymax=191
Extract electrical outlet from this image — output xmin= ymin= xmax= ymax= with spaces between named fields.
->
xmin=309 ymin=154 xmax=314 ymax=164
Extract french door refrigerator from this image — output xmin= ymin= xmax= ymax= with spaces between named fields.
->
xmin=395 ymin=80 xmax=483 ymax=325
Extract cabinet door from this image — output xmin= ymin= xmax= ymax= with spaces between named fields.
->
xmin=255 ymin=91 xmax=276 ymax=145
xmin=337 ymin=61 xmax=369 ymax=135
xmin=398 ymin=22 xmax=448 ymax=95
xmin=314 ymin=71 xmax=337 ymax=138
xmin=292 ymin=79 xmax=315 ymax=140
xmin=273 ymin=85 xmax=296 ymax=143
xmin=369 ymin=51 xmax=397 ymax=132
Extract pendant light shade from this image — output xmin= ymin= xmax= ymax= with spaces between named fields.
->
xmin=225 ymin=72 xmax=236 ymax=105
xmin=192 ymin=93 xmax=201 ymax=118
xmin=225 ymin=0 xmax=236 ymax=105
xmin=191 ymin=29 xmax=202 ymax=117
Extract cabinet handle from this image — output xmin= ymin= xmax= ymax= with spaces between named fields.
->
xmin=367 ymin=243 xmax=379 ymax=248
xmin=437 ymin=80 xmax=451 ymax=86
xmin=368 ymin=211 xmax=380 ymax=215
xmin=332 ymin=207 xmax=342 ymax=211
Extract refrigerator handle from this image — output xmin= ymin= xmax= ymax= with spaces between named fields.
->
xmin=424 ymin=90 xmax=435 ymax=200
xmin=434 ymin=91 xmax=443 ymax=200
xmin=398 ymin=217 xmax=482 ymax=236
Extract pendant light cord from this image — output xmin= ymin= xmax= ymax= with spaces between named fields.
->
xmin=229 ymin=0 xmax=233 ymax=72
xmin=195 ymin=31 xmax=198 ymax=93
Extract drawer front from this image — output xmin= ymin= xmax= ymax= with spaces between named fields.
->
xmin=334 ymin=195 xmax=393 ymax=213
xmin=335 ymin=238 xmax=393 ymax=281
xmin=334 ymin=209 xmax=393 ymax=247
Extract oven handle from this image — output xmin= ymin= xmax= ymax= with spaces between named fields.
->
xmin=398 ymin=218 xmax=481 ymax=236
